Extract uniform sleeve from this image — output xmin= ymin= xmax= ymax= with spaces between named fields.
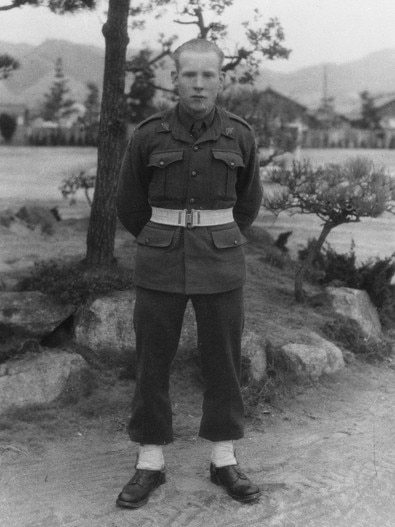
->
xmin=117 ymin=129 xmax=152 ymax=238
xmin=233 ymin=129 xmax=263 ymax=232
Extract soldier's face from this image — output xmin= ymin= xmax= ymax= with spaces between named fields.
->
xmin=172 ymin=50 xmax=224 ymax=118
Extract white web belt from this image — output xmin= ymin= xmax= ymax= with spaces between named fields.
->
xmin=150 ymin=207 xmax=234 ymax=228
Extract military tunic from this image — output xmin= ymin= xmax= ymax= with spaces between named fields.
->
xmin=117 ymin=104 xmax=262 ymax=294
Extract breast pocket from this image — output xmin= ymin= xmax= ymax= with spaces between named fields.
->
xmin=211 ymin=150 xmax=245 ymax=200
xmin=148 ymin=150 xmax=184 ymax=200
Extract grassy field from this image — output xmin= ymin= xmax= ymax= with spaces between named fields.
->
xmin=0 ymin=146 xmax=97 ymax=202
xmin=274 ymin=147 xmax=395 ymax=175
xmin=1 ymin=146 xmax=395 ymax=201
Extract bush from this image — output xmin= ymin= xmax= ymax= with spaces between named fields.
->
xmin=320 ymin=242 xmax=361 ymax=288
xmin=60 ymin=169 xmax=96 ymax=206
xmin=298 ymin=240 xmax=395 ymax=328
xmin=19 ymin=260 xmax=134 ymax=306
xmin=358 ymin=257 xmax=395 ymax=309
xmin=0 ymin=113 xmax=17 ymax=142
xmin=322 ymin=315 xmax=392 ymax=360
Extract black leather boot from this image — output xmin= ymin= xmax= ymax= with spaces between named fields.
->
xmin=210 ymin=463 xmax=260 ymax=502
xmin=116 ymin=469 xmax=166 ymax=508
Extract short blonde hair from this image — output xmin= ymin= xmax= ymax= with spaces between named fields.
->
xmin=172 ymin=39 xmax=225 ymax=72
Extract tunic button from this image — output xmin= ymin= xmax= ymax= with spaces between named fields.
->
xmin=189 ymin=198 xmax=196 ymax=204
xmin=159 ymin=160 xmax=165 ymax=167
xmin=145 ymin=238 xmax=150 ymax=244
xmin=230 ymin=161 xmax=235 ymax=168
xmin=234 ymin=240 xmax=238 ymax=245
xmin=191 ymin=170 xmax=197 ymax=177
xmin=193 ymin=146 xmax=199 ymax=151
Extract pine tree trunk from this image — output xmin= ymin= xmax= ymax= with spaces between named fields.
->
xmin=85 ymin=0 xmax=130 ymax=266
xmin=294 ymin=222 xmax=333 ymax=302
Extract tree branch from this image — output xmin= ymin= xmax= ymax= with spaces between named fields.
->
xmin=173 ymin=19 xmax=196 ymax=25
xmin=0 ymin=0 xmax=96 ymax=12
xmin=0 ymin=3 xmax=20 ymax=11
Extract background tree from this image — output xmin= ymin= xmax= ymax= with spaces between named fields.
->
xmin=0 ymin=0 xmax=128 ymax=266
xmin=263 ymin=157 xmax=395 ymax=302
xmin=219 ymin=86 xmax=297 ymax=162
xmin=0 ymin=1 xmax=95 ymax=13
xmin=41 ymin=57 xmax=75 ymax=122
xmin=126 ymin=49 xmax=158 ymax=123
xmin=81 ymin=81 xmax=100 ymax=144
xmin=126 ymin=0 xmax=290 ymax=104
xmin=0 ymin=53 xmax=19 ymax=79
xmin=85 ymin=0 xmax=130 ymax=266
xmin=0 ymin=112 xmax=17 ymax=141
xmin=83 ymin=81 xmax=100 ymax=127
xmin=358 ymin=90 xmax=381 ymax=130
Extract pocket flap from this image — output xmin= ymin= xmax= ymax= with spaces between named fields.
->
xmin=212 ymin=150 xmax=245 ymax=169
xmin=148 ymin=150 xmax=183 ymax=169
xmin=137 ymin=224 xmax=175 ymax=247
xmin=211 ymin=227 xmax=248 ymax=249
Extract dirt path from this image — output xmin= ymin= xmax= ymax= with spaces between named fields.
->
xmin=1 ymin=361 xmax=394 ymax=527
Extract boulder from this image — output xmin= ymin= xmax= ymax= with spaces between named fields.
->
xmin=0 ymin=276 xmax=20 ymax=292
xmin=0 ymin=208 xmax=15 ymax=228
xmin=0 ymin=350 xmax=89 ymax=415
xmin=0 ymin=291 xmax=75 ymax=337
xmin=15 ymin=205 xmax=57 ymax=235
xmin=73 ymin=290 xmax=136 ymax=364
xmin=73 ymin=293 xmax=270 ymax=380
xmin=242 ymin=331 xmax=268 ymax=383
xmin=326 ymin=287 xmax=383 ymax=341
xmin=280 ymin=330 xmax=344 ymax=379
xmin=74 ymin=293 xmax=202 ymax=363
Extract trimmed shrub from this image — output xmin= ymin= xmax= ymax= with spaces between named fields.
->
xmin=0 ymin=113 xmax=17 ymax=142
xmin=298 ymin=240 xmax=395 ymax=328
xmin=18 ymin=260 xmax=134 ymax=306
xmin=322 ymin=315 xmax=392 ymax=360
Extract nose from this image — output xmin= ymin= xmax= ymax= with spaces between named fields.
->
xmin=193 ymin=74 xmax=204 ymax=90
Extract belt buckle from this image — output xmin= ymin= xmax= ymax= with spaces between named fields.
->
xmin=185 ymin=209 xmax=200 ymax=228
xmin=185 ymin=210 xmax=193 ymax=228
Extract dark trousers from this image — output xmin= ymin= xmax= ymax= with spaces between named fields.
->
xmin=129 ymin=286 xmax=245 ymax=444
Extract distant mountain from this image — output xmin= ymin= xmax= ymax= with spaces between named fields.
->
xmin=1 ymin=39 xmax=395 ymax=115
xmin=0 ymin=39 xmax=105 ymax=109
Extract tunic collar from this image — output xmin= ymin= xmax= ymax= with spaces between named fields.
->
xmin=177 ymin=104 xmax=216 ymax=133
xmin=156 ymin=104 xmax=235 ymax=144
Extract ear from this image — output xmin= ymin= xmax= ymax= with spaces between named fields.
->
xmin=219 ymin=71 xmax=225 ymax=91
xmin=171 ymin=70 xmax=178 ymax=86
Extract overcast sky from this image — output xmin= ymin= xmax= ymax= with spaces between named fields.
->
xmin=0 ymin=0 xmax=394 ymax=72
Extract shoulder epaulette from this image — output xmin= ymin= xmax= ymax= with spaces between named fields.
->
xmin=134 ymin=111 xmax=166 ymax=130
xmin=225 ymin=111 xmax=253 ymax=131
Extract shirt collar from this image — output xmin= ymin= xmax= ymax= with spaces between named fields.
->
xmin=177 ymin=103 xmax=216 ymax=132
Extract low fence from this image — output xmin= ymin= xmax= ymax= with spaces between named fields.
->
xmin=4 ymin=123 xmax=395 ymax=150
xmin=303 ymin=128 xmax=395 ymax=149
xmin=27 ymin=125 xmax=98 ymax=147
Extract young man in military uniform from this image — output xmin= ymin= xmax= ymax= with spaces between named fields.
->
xmin=116 ymin=38 xmax=263 ymax=508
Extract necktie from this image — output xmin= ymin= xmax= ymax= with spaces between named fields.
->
xmin=190 ymin=121 xmax=204 ymax=140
